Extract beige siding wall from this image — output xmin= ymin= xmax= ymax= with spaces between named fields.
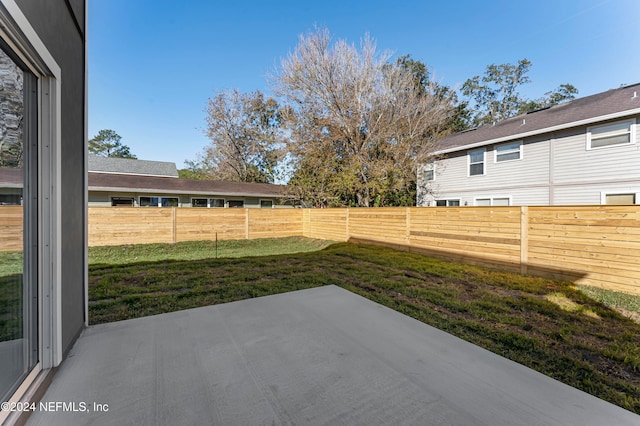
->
xmin=422 ymin=137 xmax=551 ymax=206
xmin=553 ymin=183 xmax=640 ymax=205
xmin=552 ymin=120 xmax=640 ymax=185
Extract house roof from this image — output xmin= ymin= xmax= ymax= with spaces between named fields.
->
xmin=0 ymin=168 xmax=287 ymax=198
xmin=88 ymin=155 xmax=179 ymax=177
xmin=88 ymin=172 xmax=287 ymax=198
xmin=0 ymin=167 xmax=22 ymax=188
xmin=435 ymin=82 xmax=640 ymax=154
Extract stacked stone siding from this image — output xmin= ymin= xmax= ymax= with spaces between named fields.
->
xmin=0 ymin=48 xmax=23 ymax=168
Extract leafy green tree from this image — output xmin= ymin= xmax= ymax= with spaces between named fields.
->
xmin=177 ymin=162 xmax=212 ymax=180
xmin=518 ymin=83 xmax=579 ymax=113
xmin=462 ymin=59 xmax=578 ymax=127
xmin=462 ymin=59 xmax=532 ymax=126
xmin=88 ymin=129 xmax=137 ymax=159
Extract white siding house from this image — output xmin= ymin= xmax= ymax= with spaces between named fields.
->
xmin=2 ymin=156 xmax=291 ymax=208
xmin=418 ymin=83 xmax=640 ymax=206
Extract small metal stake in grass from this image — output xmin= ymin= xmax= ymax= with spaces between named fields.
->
xmin=215 ymin=232 xmax=218 ymax=259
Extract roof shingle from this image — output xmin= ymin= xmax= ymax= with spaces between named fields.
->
xmin=88 ymin=155 xmax=179 ymax=177
xmin=88 ymin=173 xmax=287 ymax=197
xmin=1 ymin=168 xmax=287 ymax=198
xmin=436 ymin=83 xmax=640 ymax=153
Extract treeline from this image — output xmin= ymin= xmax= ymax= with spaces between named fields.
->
xmin=183 ymin=27 xmax=577 ymax=207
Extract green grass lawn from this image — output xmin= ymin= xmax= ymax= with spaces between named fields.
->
xmin=88 ymin=236 xmax=334 ymax=265
xmin=2 ymin=237 xmax=639 ymax=413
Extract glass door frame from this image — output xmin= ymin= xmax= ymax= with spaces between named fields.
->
xmin=0 ymin=1 xmax=65 ymax=422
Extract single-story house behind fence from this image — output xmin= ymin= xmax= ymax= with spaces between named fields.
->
xmin=417 ymin=83 xmax=640 ymax=207
xmin=1 ymin=155 xmax=291 ymax=208
xmin=87 ymin=156 xmax=290 ymax=208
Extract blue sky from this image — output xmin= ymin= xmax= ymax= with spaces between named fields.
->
xmin=88 ymin=0 xmax=639 ymax=168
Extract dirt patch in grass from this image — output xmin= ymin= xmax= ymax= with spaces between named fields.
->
xmin=88 ymin=241 xmax=640 ymax=414
xmin=545 ymin=292 xmax=601 ymax=319
xmin=616 ymin=308 xmax=640 ymax=324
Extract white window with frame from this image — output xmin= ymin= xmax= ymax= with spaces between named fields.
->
xmin=139 ymin=196 xmax=179 ymax=207
xmin=191 ymin=198 xmax=208 ymax=208
xmin=423 ymin=162 xmax=435 ymax=181
xmin=495 ymin=141 xmax=522 ymax=162
xmin=435 ymin=199 xmax=460 ymax=207
xmin=228 ymin=200 xmax=244 ymax=208
xmin=587 ymin=119 xmax=635 ymax=150
xmin=475 ymin=197 xmax=511 ymax=206
xmin=161 ymin=197 xmax=179 ymax=207
xmin=468 ymin=149 xmax=485 ymax=176
xmin=111 ymin=197 xmax=134 ymax=207
xmin=139 ymin=196 xmax=160 ymax=207
xmin=211 ymin=198 xmax=225 ymax=208
xmin=191 ymin=198 xmax=225 ymax=208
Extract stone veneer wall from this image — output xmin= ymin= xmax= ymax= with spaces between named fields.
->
xmin=0 ymin=49 xmax=23 ymax=168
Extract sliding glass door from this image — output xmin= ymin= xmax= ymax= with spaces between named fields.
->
xmin=0 ymin=44 xmax=38 ymax=403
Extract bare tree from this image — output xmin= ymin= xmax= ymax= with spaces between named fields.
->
xmin=195 ymin=89 xmax=283 ymax=183
xmin=271 ymin=27 xmax=455 ymax=207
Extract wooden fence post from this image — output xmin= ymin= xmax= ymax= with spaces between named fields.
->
xmin=172 ymin=207 xmax=177 ymax=244
xmin=520 ymin=206 xmax=528 ymax=274
xmin=345 ymin=207 xmax=350 ymax=241
xmin=245 ymin=208 xmax=249 ymax=239
xmin=406 ymin=207 xmax=411 ymax=249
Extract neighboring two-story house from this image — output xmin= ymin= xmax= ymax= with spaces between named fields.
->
xmin=417 ymin=83 xmax=640 ymax=207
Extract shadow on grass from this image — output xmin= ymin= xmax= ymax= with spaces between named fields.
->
xmin=346 ymin=236 xmax=588 ymax=284
xmin=0 ymin=274 xmax=22 ymax=342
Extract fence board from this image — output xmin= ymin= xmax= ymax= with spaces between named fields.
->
xmin=306 ymin=209 xmax=348 ymax=241
xmin=88 ymin=208 xmax=174 ymax=246
xmin=247 ymin=209 xmax=304 ymax=239
xmin=0 ymin=206 xmax=23 ymax=251
xmin=176 ymin=209 xmax=248 ymax=242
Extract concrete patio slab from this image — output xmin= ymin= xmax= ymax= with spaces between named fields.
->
xmin=27 ymin=285 xmax=639 ymax=425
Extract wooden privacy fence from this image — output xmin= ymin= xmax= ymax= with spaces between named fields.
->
xmin=1 ymin=206 xmax=639 ymax=294
xmin=303 ymin=206 xmax=640 ymax=295
xmin=88 ymin=208 xmax=304 ymax=246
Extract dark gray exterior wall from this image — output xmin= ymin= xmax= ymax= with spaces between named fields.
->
xmin=15 ymin=0 xmax=86 ymax=356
